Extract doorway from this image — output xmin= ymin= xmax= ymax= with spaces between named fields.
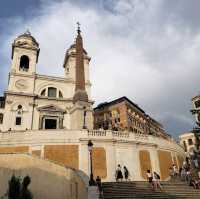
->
xmin=45 ymin=118 xmax=57 ymax=129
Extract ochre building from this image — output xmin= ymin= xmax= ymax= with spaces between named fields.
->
xmin=94 ymin=96 xmax=170 ymax=140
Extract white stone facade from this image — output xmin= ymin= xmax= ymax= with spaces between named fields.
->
xmin=0 ymin=129 xmax=185 ymax=182
xmin=0 ymin=31 xmax=93 ymax=132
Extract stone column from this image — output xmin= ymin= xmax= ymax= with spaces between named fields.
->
xmin=79 ymin=142 xmax=90 ymax=176
xmin=134 ymin=144 xmax=142 ymax=180
xmin=106 ymin=142 xmax=116 ymax=181
xmin=149 ymin=146 xmax=161 ymax=174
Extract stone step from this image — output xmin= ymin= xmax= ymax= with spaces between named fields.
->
xmin=102 ymin=181 xmax=200 ymax=199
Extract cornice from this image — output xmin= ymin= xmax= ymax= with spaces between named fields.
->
xmin=10 ymin=72 xmax=35 ymax=78
xmin=5 ymin=90 xmax=36 ymax=97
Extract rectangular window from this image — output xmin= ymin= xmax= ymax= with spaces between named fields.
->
xmin=0 ymin=113 xmax=3 ymax=124
xmin=188 ymin=139 xmax=193 ymax=145
xmin=16 ymin=117 xmax=22 ymax=125
xmin=48 ymin=87 xmax=57 ymax=98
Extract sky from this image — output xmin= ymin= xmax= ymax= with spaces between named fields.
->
xmin=0 ymin=0 xmax=200 ymax=138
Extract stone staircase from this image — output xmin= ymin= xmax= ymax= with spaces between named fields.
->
xmin=101 ymin=181 xmax=200 ymax=199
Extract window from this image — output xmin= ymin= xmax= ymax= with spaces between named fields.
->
xmin=18 ymin=105 xmax=22 ymax=109
xmin=48 ymin=87 xmax=57 ymax=98
xmin=41 ymin=89 xmax=46 ymax=96
xmin=183 ymin=141 xmax=187 ymax=152
xmin=0 ymin=113 xmax=3 ymax=124
xmin=16 ymin=117 xmax=22 ymax=125
xmin=195 ymin=100 xmax=200 ymax=108
xmin=188 ymin=139 xmax=193 ymax=145
xmin=19 ymin=55 xmax=29 ymax=71
xmin=0 ymin=97 xmax=5 ymax=108
xmin=45 ymin=118 xmax=57 ymax=129
xmin=40 ymin=87 xmax=63 ymax=98
xmin=59 ymin=91 xmax=63 ymax=98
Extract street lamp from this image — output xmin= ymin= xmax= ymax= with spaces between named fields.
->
xmin=83 ymin=106 xmax=87 ymax=129
xmin=88 ymin=140 xmax=96 ymax=186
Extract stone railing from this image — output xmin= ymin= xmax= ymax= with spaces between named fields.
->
xmin=112 ymin=131 xmax=130 ymax=138
xmin=87 ymin=130 xmax=107 ymax=137
xmin=135 ymin=132 xmax=149 ymax=140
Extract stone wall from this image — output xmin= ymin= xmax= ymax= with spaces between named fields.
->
xmin=92 ymin=147 xmax=107 ymax=179
xmin=0 ymin=130 xmax=185 ymax=182
xmin=158 ymin=150 xmax=173 ymax=180
xmin=0 ymin=154 xmax=87 ymax=199
xmin=139 ymin=150 xmax=152 ymax=179
xmin=44 ymin=145 xmax=79 ymax=169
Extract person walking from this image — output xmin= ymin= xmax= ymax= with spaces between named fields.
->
xmin=172 ymin=164 xmax=178 ymax=177
xmin=123 ymin=166 xmax=129 ymax=181
xmin=146 ymin=170 xmax=154 ymax=190
xmin=96 ymin=176 xmax=103 ymax=196
xmin=116 ymin=164 xmax=123 ymax=182
xmin=153 ymin=172 xmax=162 ymax=191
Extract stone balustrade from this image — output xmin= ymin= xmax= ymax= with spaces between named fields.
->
xmin=0 ymin=129 xmax=183 ymax=153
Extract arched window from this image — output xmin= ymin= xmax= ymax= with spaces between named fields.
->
xmin=0 ymin=113 xmax=3 ymax=124
xmin=19 ymin=55 xmax=29 ymax=71
xmin=40 ymin=87 xmax=63 ymax=98
xmin=48 ymin=87 xmax=57 ymax=98
xmin=15 ymin=105 xmax=23 ymax=125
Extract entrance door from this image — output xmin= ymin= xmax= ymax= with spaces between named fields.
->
xmin=45 ymin=119 xmax=57 ymax=129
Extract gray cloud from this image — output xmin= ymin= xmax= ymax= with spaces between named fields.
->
xmin=0 ymin=0 xmax=199 ymax=137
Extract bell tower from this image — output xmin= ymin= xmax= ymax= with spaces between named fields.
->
xmin=10 ymin=30 xmax=40 ymax=75
xmin=8 ymin=30 xmax=40 ymax=93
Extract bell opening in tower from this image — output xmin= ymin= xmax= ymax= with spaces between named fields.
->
xmin=19 ymin=55 xmax=29 ymax=72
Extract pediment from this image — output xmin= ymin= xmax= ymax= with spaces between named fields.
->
xmin=37 ymin=104 xmax=65 ymax=113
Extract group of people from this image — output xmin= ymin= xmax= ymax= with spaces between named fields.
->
xmin=146 ymin=170 xmax=162 ymax=191
xmin=115 ymin=164 xmax=130 ymax=181
xmin=168 ymin=155 xmax=200 ymax=190
xmin=179 ymin=158 xmax=200 ymax=189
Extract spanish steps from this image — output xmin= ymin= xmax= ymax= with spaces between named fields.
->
xmin=100 ymin=180 xmax=200 ymax=199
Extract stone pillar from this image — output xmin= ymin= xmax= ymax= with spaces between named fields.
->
xmin=39 ymin=115 xmax=43 ymax=129
xmin=79 ymin=142 xmax=90 ymax=176
xmin=134 ymin=144 xmax=143 ymax=180
xmin=106 ymin=142 xmax=116 ymax=181
xmin=149 ymin=146 xmax=161 ymax=174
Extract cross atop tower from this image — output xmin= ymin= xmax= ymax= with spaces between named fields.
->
xmin=77 ymin=22 xmax=81 ymax=34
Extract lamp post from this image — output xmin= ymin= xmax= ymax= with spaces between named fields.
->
xmin=88 ymin=140 xmax=96 ymax=186
xmin=83 ymin=106 xmax=87 ymax=129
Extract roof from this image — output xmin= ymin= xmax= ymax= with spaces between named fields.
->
xmin=16 ymin=30 xmax=39 ymax=46
xmin=94 ymin=96 xmax=145 ymax=113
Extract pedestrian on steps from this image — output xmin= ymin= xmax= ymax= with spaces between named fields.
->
xmin=146 ymin=170 xmax=154 ymax=190
xmin=123 ymin=166 xmax=130 ymax=181
xmin=116 ymin=164 xmax=123 ymax=182
xmin=153 ymin=171 xmax=162 ymax=191
xmin=96 ymin=176 xmax=103 ymax=195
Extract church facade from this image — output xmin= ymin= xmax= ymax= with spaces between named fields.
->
xmin=0 ymin=29 xmax=93 ymax=132
xmin=0 ymin=28 xmax=185 ymax=183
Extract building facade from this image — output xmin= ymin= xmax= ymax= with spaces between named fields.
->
xmin=191 ymin=93 xmax=200 ymax=149
xmin=0 ymin=28 xmax=185 ymax=184
xmin=0 ymin=29 xmax=93 ymax=132
xmin=179 ymin=132 xmax=197 ymax=154
xmin=94 ymin=97 xmax=170 ymax=140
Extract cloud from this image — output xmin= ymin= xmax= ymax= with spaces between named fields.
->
xmin=0 ymin=0 xmax=199 ymax=137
